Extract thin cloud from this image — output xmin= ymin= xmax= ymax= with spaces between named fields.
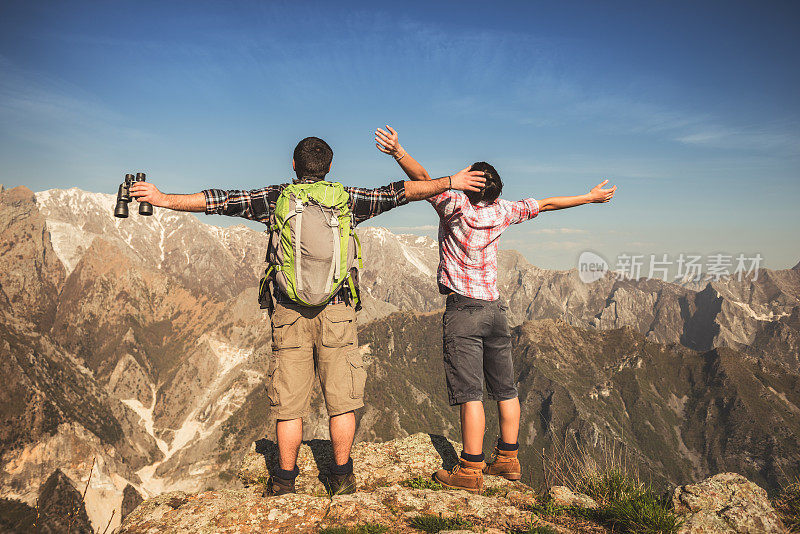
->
xmin=533 ymin=228 xmax=588 ymax=235
xmin=675 ymin=124 xmax=800 ymax=153
xmin=0 ymin=55 xmax=150 ymax=151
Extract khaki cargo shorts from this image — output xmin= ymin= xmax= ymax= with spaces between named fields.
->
xmin=267 ymin=300 xmax=366 ymax=420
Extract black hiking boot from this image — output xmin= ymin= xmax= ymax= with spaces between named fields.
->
xmin=262 ymin=475 xmax=296 ymax=496
xmin=326 ymin=471 xmax=356 ymax=495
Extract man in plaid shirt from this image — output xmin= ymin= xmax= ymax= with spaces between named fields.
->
xmin=130 ymin=136 xmax=486 ymax=496
xmin=376 ymin=126 xmax=617 ymax=492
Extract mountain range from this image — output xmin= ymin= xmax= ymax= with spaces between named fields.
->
xmin=0 ymin=185 xmax=798 ymax=532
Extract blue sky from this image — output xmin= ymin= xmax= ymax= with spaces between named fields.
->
xmin=1 ymin=1 xmax=798 ymax=272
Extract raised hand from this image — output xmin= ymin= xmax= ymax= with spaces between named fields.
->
xmin=375 ymin=125 xmax=404 ymax=159
xmin=588 ymin=179 xmax=616 ymax=203
xmin=130 ymin=181 xmax=168 ymax=207
xmin=450 ymin=167 xmax=487 ymax=193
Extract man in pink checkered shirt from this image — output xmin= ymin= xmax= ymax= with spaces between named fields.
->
xmin=376 ymin=125 xmax=616 ymax=492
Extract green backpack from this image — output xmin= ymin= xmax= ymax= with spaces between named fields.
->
xmin=261 ymin=181 xmax=362 ymax=308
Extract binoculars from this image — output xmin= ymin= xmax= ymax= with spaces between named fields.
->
xmin=114 ymin=172 xmax=153 ymax=217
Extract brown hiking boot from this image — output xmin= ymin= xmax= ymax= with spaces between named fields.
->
xmin=262 ymin=475 xmax=296 ymax=496
xmin=327 ymin=471 xmax=357 ymax=495
xmin=433 ymin=458 xmax=485 ymax=493
xmin=483 ymin=446 xmax=521 ymax=481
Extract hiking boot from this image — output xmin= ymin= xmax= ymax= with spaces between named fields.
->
xmin=433 ymin=458 xmax=485 ymax=493
xmin=483 ymin=446 xmax=521 ymax=481
xmin=262 ymin=475 xmax=296 ymax=496
xmin=327 ymin=471 xmax=357 ymax=495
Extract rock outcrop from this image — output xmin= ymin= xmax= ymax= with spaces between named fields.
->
xmin=117 ymin=434 xmax=791 ymax=534
xmin=548 ymin=486 xmax=598 ymax=509
xmin=672 ymin=472 xmax=786 ymax=533
xmin=117 ymin=433 xmax=561 ymax=534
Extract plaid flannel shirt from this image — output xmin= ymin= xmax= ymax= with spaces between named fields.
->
xmin=203 ymin=177 xmax=408 ymax=304
xmin=428 ymin=190 xmax=539 ymax=301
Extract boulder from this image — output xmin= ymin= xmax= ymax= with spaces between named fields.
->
xmin=548 ymin=485 xmax=598 ymax=509
xmin=672 ymin=472 xmax=786 ymax=533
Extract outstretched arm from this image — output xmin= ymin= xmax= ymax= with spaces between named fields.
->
xmin=538 ymin=180 xmax=617 ymax=212
xmin=347 ymin=168 xmax=485 ymax=225
xmin=129 ymin=182 xmax=205 ymax=211
xmin=130 ymin=181 xmax=273 ymax=223
xmin=375 ymin=125 xmax=431 ymax=181
xmin=404 ymin=167 xmax=485 ymax=201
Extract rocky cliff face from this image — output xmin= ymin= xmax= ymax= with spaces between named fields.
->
xmin=1 ymin=186 xmax=798 ymax=532
xmin=0 ymin=186 xmax=65 ymax=330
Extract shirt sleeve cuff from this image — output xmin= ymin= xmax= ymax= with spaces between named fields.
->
xmin=202 ymin=189 xmax=225 ymax=215
xmin=392 ymin=180 xmax=408 ymax=206
xmin=526 ymin=198 xmax=540 ymax=218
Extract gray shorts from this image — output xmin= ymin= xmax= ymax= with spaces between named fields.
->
xmin=442 ymin=293 xmax=517 ymax=406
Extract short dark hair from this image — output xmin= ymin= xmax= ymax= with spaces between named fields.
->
xmin=465 ymin=161 xmax=502 ymax=205
xmin=293 ymin=137 xmax=333 ymax=179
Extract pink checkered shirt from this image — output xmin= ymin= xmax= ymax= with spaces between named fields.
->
xmin=428 ymin=191 xmax=539 ymax=301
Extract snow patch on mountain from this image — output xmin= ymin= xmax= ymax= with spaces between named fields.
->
xmin=44 ymin=220 xmax=95 ymax=275
xmin=401 ymin=247 xmax=433 ymax=277
xmin=121 ymin=385 xmax=169 ymax=456
xmin=207 ymin=336 xmax=251 ymax=377
xmin=728 ymin=299 xmax=790 ymax=321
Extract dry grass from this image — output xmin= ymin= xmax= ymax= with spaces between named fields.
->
xmin=775 ymin=478 xmax=800 ymax=532
xmin=537 ymin=433 xmax=680 ymax=534
xmin=67 ymin=457 xmax=95 ymax=534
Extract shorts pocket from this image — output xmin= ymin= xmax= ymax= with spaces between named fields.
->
xmin=266 ymin=355 xmax=280 ymax=406
xmin=442 ymin=340 xmax=459 ymax=405
xmin=271 ymin=307 xmax=303 ymax=350
xmin=347 ymin=350 xmax=367 ymax=399
xmin=322 ymin=306 xmax=356 ymax=348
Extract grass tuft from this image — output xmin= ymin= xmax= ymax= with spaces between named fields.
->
xmin=408 ymin=513 xmax=473 ymax=532
xmin=318 ymin=523 xmax=389 ymax=534
xmin=402 ymin=475 xmax=444 ymax=491
xmin=538 ymin=435 xmax=681 ymax=533
xmin=530 ymin=501 xmax=575 ymax=517
xmin=578 ymin=481 xmax=681 ymax=534
xmin=775 ymin=480 xmax=800 ymax=532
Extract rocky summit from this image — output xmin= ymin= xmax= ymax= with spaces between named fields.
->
xmin=116 ymin=433 xmax=787 ymax=534
xmin=117 ymin=433 xmax=566 ymax=533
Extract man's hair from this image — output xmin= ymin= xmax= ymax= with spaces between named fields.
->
xmin=465 ymin=161 xmax=502 ymax=205
xmin=293 ymin=137 xmax=333 ymax=179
